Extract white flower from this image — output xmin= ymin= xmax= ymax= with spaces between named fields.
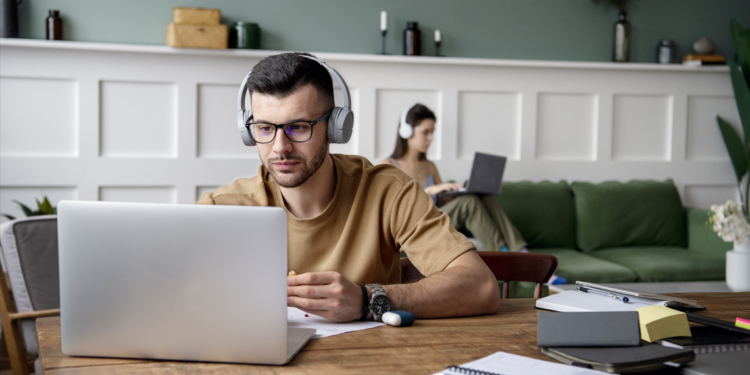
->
xmin=709 ymin=200 xmax=750 ymax=244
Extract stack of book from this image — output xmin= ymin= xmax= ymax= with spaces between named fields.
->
xmin=536 ymin=281 xmax=750 ymax=357
xmin=658 ymin=326 xmax=750 ymax=354
xmin=683 ymin=54 xmax=726 ymax=66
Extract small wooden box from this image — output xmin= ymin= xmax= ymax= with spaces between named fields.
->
xmin=173 ymin=7 xmax=220 ymax=25
xmin=167 ymin=23 xmax=227 ymax=49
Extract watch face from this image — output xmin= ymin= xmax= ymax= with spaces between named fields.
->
xmin=372 ymin=295 xmax=391 ymax=316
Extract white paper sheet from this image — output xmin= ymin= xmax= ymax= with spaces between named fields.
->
xmin=287 ymin=307 xmax=385 ymax=339
xmin=436 ymin=351 xmax=612 ymax=375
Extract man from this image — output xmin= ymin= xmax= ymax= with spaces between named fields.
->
xmin=197 ymin=52 xmax=500 ymax=322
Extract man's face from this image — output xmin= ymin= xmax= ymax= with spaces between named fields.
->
xmin=252 ymin=84 xmax=330 ymax=188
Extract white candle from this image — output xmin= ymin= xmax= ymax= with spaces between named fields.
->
xmin=435 ymin=30 xmax=441 ymax=43
xmin=381 ymin=11 xmax=387 ymax=31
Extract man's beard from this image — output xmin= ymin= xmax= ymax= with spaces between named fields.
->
xmin=263 ymin=142 xmax=328 ymax=188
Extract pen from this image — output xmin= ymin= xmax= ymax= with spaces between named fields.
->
xmin=577 ymin=286 xmax=629 ymax=303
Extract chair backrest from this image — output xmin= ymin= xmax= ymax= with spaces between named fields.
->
xmin=477 ymin=251 xmax=557 ymax=299
xmin=400 ymin=251 xmax=558 ymax=299
xmin=400 ymin=257 xmax=424 ymax=283
xmin=0 ymin=216 xmax=60 ymax=314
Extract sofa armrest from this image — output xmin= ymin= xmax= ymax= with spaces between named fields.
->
xmin=687 ymin=207 xmax=732 ymax=253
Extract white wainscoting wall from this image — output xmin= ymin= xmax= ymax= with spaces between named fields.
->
xmin=0 ymin=39 xmax=741 ymax=221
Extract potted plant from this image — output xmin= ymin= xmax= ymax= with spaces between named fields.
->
xmin=708 ymin=201 xmax=750 ymax=291
xmin=714 ymin=19 xmax=750 ymax=292
xmin=1 ymin=196 xmax=57 ymax=221
xmin=717 ymin=19 xmax=750 ymax=214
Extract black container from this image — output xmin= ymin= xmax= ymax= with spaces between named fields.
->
xmin=656 ymin=40 xmax=676 ymax=64
xmin=46 ymin=9 xmax=62 ymax=40
xmin=403 ymin=21 xmax=421 ymax=56
xmin=0 ymin=0 xmax=23 ymax=38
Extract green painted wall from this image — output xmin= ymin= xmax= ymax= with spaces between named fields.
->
xmin=14 ymin=0 xmax=750 ymax=63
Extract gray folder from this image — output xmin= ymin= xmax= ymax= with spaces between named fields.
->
xmin=537 ymin=311 xmax=641 ymax=347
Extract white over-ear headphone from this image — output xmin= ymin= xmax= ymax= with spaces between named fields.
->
xmin=398 ymin=104 xmax=417 ymax=139
xmin=236 ymin=54 xmax=354 ymax=146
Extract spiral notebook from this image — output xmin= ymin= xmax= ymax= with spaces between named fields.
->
xmin=433 ymin=351 xmax=609 ymax=375
xmin=657 ymin=326 xmax=750 ymax=354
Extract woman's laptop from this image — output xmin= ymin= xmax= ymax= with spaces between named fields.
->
xmin=439 ymin=152 xmax=507 ymax=197
xmin=57 ymin=201 xmax=315 ymax=365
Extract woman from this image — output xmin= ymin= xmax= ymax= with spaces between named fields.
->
xmin=381 ymin=104 xmax=527 ymax=252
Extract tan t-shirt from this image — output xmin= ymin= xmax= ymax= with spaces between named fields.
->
xmin=196 ymin=154 xmax=474 ymax=285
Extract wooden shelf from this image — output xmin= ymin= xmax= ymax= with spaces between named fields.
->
xmin=0 ymin=37 xmax=730 ymax=73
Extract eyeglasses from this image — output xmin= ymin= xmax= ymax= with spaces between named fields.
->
xmin=246 ymin=111 xmax=331 ymax=144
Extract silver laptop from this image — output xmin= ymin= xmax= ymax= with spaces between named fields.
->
xmin=439 ymin=152 xmax=507 ymax=197
xmin=57 ymin=201 xmax=314 ymax=365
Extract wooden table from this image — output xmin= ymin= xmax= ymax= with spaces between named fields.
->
xmin=37 ymin=292 xmax=750 ymax=374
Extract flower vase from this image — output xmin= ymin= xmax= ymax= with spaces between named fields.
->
xmin=613 ymin=12 xmax=631 ymax=62
xmin=727 ymin=237 xmax=750 ymax=291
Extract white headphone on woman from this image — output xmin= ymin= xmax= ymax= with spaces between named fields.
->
xmin=398 ymin=104 xmax=417 ymax=139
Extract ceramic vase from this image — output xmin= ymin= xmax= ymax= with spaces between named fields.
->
xmin=693 ymin=36 xmax=715 ymax=55
xmin=727 ymin=237 xmax=750 ymax=292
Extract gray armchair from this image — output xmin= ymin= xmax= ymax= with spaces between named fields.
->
xmin=0 ymin=215 xmax=61 ymax=375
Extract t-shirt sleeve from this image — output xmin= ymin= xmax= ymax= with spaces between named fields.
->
xmin=390 ymin=180 xmax=475 ymax=277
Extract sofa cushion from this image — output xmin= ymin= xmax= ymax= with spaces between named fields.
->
xmin=590 ymin=246 xmax=725 ymax=282
xmin=687 ymin=207 xmax=733 ymax=253
xmin=529 ymin=248 xmax=638 ymax=283
xmin=571 ymin=180 xmax=687 ymax=252
xmin=495 ymin=181 xmax=576 ymax=249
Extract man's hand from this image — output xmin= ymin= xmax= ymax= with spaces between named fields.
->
xmin=287 ymin=271 xmax=363 ymax=322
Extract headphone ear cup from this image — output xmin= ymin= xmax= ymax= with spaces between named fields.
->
xmin=237 ymin=110 xmax=256 ymax=146
xmin=327 ymin=107 xmax=354 ymax=144
xmin=399 ymin=106 xmax=414 ymax=139
xmin=399 ymin=122 xmax=413 ymax=139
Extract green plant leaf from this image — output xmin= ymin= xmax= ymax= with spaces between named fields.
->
xmin=717 ymin=115 xmax=748 ymax=183
xmin=728 ymin=59 xmax=750 ymax=148
xmin=730 ymin=19 xmax=750 ymax=86
xmin=13 ymin=200 xmax=34 ymax=217
xmin=2 ymin=214 xmax=16 ymax=221
xmin=39 ymin=196 xmax=55 ymax=215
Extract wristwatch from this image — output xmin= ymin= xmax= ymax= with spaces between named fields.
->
xmin=366 ymin=283 xmax=391 ymax=321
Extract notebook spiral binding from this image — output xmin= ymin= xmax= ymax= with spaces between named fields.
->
xmin=692 ymin=343 xmax=750 ymax=354
xmin=446 ymin=365 xmax=505 ymax=375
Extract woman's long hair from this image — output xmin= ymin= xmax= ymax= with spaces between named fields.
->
xmin=389 ymin=104 xmax=436 ymax=161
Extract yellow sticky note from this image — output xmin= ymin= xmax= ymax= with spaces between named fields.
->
xmin=636 ymin=305 xmax=692 ymax=343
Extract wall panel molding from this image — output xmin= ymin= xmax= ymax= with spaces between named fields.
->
xmin=0 ymin=39 xmax=737 ymax=215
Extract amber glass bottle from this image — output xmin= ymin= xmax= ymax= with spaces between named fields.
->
xmin=46 ymin=10 xmax=62 ymax=40
xmin=403 ymin=21 xmax=421 ymax=56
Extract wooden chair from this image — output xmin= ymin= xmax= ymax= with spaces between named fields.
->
xmin=400 ymin=251 xmax=558 ymax=298
xmin=400 ymin=257 xmax=424 ymax=283
xmin=0 ymin=216 xmax=61 ymax=375
xmin=477 ymin=252 xmax=557 ymax=299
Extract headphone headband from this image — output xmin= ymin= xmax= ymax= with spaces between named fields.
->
xmin=236 ymin=54 xmax=354 ymax=146
xmin=300 ymin=55 xmax=351 ymax=110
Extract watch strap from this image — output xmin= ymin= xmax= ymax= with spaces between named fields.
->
xmin=358 ymin=284 xmax=369 ymax=321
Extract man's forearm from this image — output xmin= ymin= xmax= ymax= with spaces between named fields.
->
xmin=382 ymin=253 xmax=501 ymax=318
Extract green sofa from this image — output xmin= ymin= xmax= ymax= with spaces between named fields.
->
xmin=491 ymin=179 xmax=731 ymax=296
